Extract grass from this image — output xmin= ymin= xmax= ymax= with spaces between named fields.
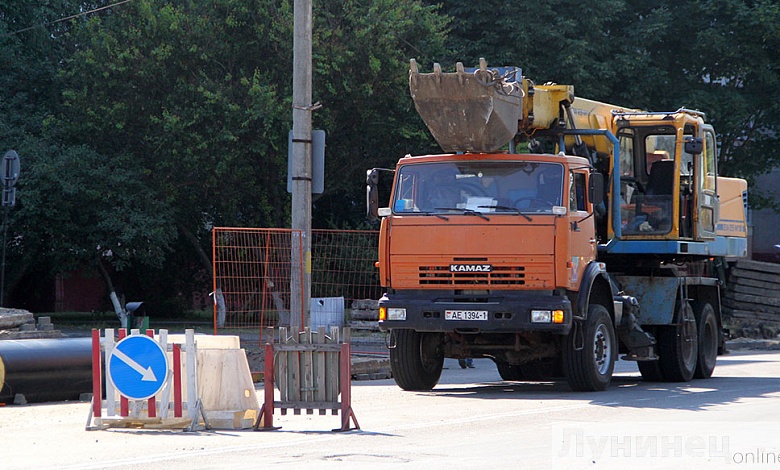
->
xmin=34 ymin=310 xmax=215 ymax=333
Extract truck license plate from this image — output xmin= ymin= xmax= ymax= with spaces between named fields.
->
xmin=445 ymin=310 xmax=488 ymax=321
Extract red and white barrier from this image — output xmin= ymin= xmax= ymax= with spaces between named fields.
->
xmin=87 ymin=328 xmax=206 ymax=431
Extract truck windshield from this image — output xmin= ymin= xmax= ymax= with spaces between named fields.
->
xmin=392 ymin=161 xmax=564 ymax=215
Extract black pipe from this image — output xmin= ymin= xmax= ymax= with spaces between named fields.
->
xmin=0 ymin=338 xmax=93 ymax=404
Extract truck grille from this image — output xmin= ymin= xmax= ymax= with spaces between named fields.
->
xmin=417 ymin=263 xmax=552 ymax=287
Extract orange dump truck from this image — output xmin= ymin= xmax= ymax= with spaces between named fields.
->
xmin=368 ymin=59 xmax=748 ymax=391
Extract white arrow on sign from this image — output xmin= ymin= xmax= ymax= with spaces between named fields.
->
xmin=112 ymin=347 xmax=158 ymax=381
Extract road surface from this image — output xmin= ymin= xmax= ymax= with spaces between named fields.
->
xmin=2 ymin=349 xmax=780 ymax=469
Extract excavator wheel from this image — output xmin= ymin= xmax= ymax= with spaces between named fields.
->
xmin=692 ymin=301 xmax=718 ymax=379
xmin=654 ymin=301 xmax=698 ymax=382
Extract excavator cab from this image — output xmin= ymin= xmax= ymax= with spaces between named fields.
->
xmin=609 ymin=114 xmax=718 ymax=243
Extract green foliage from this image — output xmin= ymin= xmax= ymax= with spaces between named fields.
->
xmin=432 ymin=0 xmax=780 ymax=205
xmin=54 ymin=0 xmax=293 ymax=232
xmin=310 ymin=0 xmax=448 ymax=226
xmin=16 ymin=144 xmax=176 ymax=271
xmin=2 ymin=0 xmax=779 ymax=312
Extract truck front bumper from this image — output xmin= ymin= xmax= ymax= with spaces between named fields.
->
xmin=377 ymin=290 xmax=572 ymax=335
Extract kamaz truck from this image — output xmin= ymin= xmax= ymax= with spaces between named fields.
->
xmin=368 ymin=59 xmax=748 ymax=391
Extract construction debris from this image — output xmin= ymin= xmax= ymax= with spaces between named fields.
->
xmin=723 ymin=259 xmax=780 ymax=338
xmin=0 ymin=309 xmax=63 ymax=340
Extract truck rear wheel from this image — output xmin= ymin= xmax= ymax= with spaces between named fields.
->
xmin=656 ymin=301 xmax=698 ymax=382
xmin=390 ymin=329 xmax=444 ymax=391
xmin=496 ymin=362 xmax=525 ymax=381
xmin=638 ymin=359 xmax=664 ymax=382
xmin=692 ymin=301 xmax=718 ymax=379
xmin=563 ymin=304 xmax=616 ymax=391
xmin=497 ymin=359 xmax=558 ymax=381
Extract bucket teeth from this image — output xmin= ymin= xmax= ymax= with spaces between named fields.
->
xmin=409 ymin=59 xmax=523 ymax=153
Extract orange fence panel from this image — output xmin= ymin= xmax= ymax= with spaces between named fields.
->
xmin=212 ymin=228 xmax=381 ymax=332
xmin=212 ymin=228 xmax=304 ymax=330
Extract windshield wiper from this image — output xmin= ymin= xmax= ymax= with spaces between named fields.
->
xmin=487 ymin=205 xmax=533 ymax=221
xmin=419 ymin=211 xmax=449 ymax=220
xmin=435 ymin=207 xmax=490 ymax=221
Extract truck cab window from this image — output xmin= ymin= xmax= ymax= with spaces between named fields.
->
xmin=570 ymin=173 xmax=586 ymax=212
xmin=392 ymin=161 xmax=564 ymax=215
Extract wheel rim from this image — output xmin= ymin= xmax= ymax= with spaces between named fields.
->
xmin=419 ymin=334 xmax=442 ymax=373
xmin=593 ymin=323 xmax=612 ymax=375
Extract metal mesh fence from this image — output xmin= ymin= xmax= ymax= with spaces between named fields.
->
xmin=212 ymin=228 xmax=304 ymax=330
xmin=311 ymin=229 xmax=382 ymax=306
xmin=212 ymin=228 xmax=380 ymax=331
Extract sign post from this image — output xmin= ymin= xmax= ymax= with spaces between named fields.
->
xmin=0 ymin=150 xmax=20 ymax=307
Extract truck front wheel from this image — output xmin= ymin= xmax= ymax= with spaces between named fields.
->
xmin=563 ymin=304 xmax=616 ymax=391
xmin=390 ymin=329 xmax=444 ymax=391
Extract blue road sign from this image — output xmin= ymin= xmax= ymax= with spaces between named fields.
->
xmin=107 ymin=335 xmax=169 ymax=400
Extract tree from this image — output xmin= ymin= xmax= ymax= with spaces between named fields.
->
xmin=431 ymin=0 xmax=780 ymax=206
xmin=308 ymin=0 xmax=448 ymax=227
xmin=431 ymin=0 xmax=626 ymax=99
xmin=34 ymin=0 xmax=448 ymax=309
xmin=0 ymin=0 xmax=80 ymax=303
xmin=51 ymin=0 xmax=294 ymax=288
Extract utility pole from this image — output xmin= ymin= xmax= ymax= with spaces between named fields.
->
xmin=290 ymin=0 xmax=313 ymax=329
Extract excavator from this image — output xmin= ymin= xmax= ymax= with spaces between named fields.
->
xmin=368 ymin=59 xmax=748 ymax=391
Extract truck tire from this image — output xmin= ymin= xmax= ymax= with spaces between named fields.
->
xmin=496 ymin=359 xmax=558 ymax=381
xmin=638 ymin=359 xmax=664 ymax=382
xmin=692 ymin=301 xmax=718 ymax=379
xmin=656 ymin=301 xmax=698 ymax=382
xmin=389 ymin=329 xmax=444 ymax=391
xmin=563 ymin=304 xmax=616 ymax=391
xmin=496 ymin=362 xmax=525 ymax=381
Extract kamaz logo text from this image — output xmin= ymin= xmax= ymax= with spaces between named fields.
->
xmin=449 ymin=264 xmax=492 ymax=273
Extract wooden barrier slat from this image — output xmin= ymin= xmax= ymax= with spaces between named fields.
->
xmin=256 ymin=327 xmax=358 ymax=431
xmin=278 ymin=327 xmax=288 ymax=402
xmin=315 ymin=327 xmax=326 ymax=415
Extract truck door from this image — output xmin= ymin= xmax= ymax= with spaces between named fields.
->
xmin=568 ymin=170 xmax=596 ymax=288
xmin=695 ymin=126 xmax=718 ymax=240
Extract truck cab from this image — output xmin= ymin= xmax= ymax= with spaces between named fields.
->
xmin=373 ymin=152 xmax=621 ymax=391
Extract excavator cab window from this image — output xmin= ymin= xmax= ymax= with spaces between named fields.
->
xmin=618 ymin=130 xmax=636 ymax=177
xmin=620 ymin=128 xmax=678 ymax=235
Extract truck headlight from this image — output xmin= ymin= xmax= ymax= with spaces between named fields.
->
xmin=531 ymin=310 xmax=551 ymax=323
xmin=531 ymin=310 xmax=564 ymax=323
xmin=387 ymin=308 xmax=407 ymax=321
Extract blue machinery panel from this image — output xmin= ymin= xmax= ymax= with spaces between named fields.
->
xmin=613 ymin=275 xmax=719 ymax=325
xmin=614 ymin=276 xmax=679 ymax=325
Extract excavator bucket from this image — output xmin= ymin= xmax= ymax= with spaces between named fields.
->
xmin=409 ymin=59 xmax=523 ymax=153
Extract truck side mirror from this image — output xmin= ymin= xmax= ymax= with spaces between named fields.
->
xmin=366 ymin=169 xmax=379 ymax=222
xmin=588 ymin=172 xmax=604 ymax=205
xmin=684 ymin=137 xmax=703 ymax=155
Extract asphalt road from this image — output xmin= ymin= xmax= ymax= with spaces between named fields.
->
xmin=3 ymin=350 xmax=780 ymax=469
